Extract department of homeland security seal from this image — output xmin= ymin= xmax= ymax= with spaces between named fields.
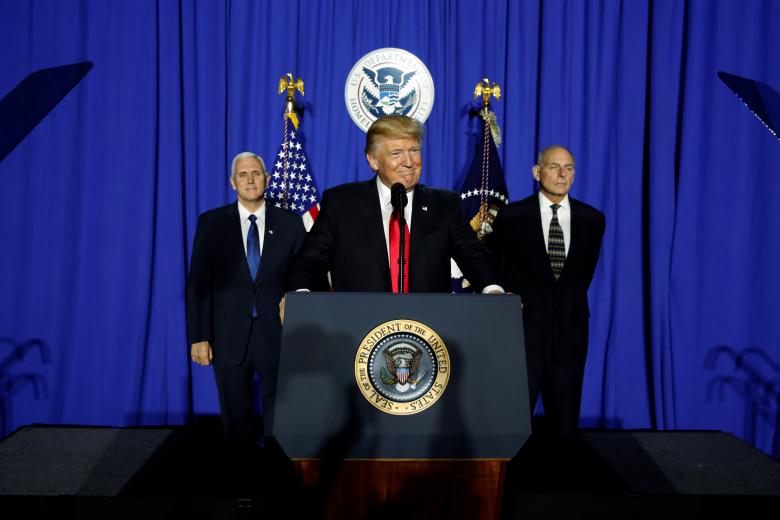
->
xmin=354 ymin=319 xmax=450 ymax=415
xmin=344 ymin=47 xmax=435 ymax=132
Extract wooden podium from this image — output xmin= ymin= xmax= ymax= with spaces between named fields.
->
xmin=274 ymin=292 xmax=531 ymax=519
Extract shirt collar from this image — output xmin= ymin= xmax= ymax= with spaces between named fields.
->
xmin=538 ymin=191 xmax=570 ymax=211
xmin=237 ymin=200 xmax=266 ymax=222
xmin=376 ymin=176 xmax=415 ymax=208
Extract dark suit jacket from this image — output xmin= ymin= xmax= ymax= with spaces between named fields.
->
xmin=488 ymin=194 xmax=605 ymax=363
xmin=287 ymin=178 xmax=497 ymax=292
xmin=187 ymin=202 xmax=305 ymax=366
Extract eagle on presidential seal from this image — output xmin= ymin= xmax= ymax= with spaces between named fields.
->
xmin=361 ymin=66 xmax=417 ymax=118
xmin=380 ymin=343 xmax=426 ymax=393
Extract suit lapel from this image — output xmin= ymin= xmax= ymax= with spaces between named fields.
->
xmin=560 ymin=199 xmax=581 ymax=281
xmin=527 ymin=197 xmax=556 ymax=282
xmin=408 ymin=184 xmax=430 ymax=289
xmin=409 ymin=183 xmax=429 ymax=238
xmin=225 ymin=203 xmax=255 ymax=285
xmin=532 ymin=195 xmax=581 ymax=282
xmin=357 ymin=179 xmax=390 ymax=281
xmin=255 ymin=203 xmax=279 ymax=287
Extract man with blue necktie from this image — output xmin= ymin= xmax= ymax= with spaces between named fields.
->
xmin=187 ymin=152 xmax=306 ymax=452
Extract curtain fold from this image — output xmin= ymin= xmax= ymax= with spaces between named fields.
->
xmin=0 ymin=0 xmax=778 ymax=458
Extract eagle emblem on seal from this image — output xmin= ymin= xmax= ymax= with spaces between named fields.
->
xmin=345 ymin=48 xmax=435 ymax=132
xmin=360 ymin=66 xmax=417 ymax=118
xmin=380 ymin=343 xmax=426 ymax=393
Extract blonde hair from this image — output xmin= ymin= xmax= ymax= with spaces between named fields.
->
xmin=365 ymin=115 xmax=424 ymax=155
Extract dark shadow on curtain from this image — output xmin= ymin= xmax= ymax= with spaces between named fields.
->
xmin=0 ymin=338 xmax=51 ymax=438
xmin=705 ymin=345 xmax=780 ymax=459
xmin=718 ymin=70 xmax=780 ymax=141
xmin=0 ymin=61 xmax=92 ymax=163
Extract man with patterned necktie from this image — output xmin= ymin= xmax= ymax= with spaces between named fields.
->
xmin=187 ymin=152 xmax=305 ymax=460
xmin=487 ymin=145 xmax=605 ymax=437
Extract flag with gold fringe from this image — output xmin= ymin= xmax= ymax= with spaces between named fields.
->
xmin=451 ymin=107 xmax=509 ymax=292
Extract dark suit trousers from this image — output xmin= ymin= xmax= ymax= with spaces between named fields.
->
xmin=526 ymin=324 xmax=589 ymax=438
xmin=212 ymin=319 xmax=278 ymax=443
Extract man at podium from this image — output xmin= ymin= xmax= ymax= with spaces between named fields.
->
xmin=286 ymin=115 xmax=501 ymax=295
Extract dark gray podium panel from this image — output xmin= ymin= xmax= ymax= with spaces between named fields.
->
xmin=274 ymin=292 xmax=530 ymax=459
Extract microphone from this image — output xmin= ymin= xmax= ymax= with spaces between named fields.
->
xmin=390 ymin=182 xmax=408 ymax=294
xmin=390 ymin=182 xmax=408 ymax=213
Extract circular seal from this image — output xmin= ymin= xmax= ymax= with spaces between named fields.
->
xmin=354 ymin=319 xmax=450 ymax=415
xmin=344 ymin=47 xmax=435 ymax=132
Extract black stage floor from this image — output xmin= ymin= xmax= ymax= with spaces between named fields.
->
xmin=1 ymin=422 xmax=779 ymax=519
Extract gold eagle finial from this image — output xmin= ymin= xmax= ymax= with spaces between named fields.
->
xmin=278 ymin=73 xmax=304 ymax=129
xmin=474 ymin=77 xmax=501 ymax=110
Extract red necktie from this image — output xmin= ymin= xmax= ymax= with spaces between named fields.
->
xmin=389 ymin=209 xmax=410 ymax=293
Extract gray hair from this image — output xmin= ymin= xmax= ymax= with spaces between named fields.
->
xmin=230 ymin=151 xmax=267 ymax=177
xmin=536 ymin=145 xmax=573 ymax=166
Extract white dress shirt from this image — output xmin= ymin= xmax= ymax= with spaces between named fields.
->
xmin=376 ymin=176 xmax=414 ymax=261
xmin=376 ymin=177 xmax=503 ymax=294
xmin=538 ymin=191 xmax=571 ymax=255
xmin=237 ymin=200 xmax=266 ymax=256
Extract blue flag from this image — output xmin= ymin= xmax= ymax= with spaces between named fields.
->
xmin=451 ymin=110 xmax=509 ymax=292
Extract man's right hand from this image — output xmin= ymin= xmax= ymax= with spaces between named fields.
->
xmin=191 ymin=341 xmax=213 ymax=366
xmin=279 ymin=295 xmax=286 ymax=325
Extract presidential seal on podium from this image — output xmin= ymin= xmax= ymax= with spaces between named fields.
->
xmin=354 ymin=319 xmax=450 ymax=415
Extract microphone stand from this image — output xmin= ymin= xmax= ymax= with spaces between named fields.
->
xmin=397 ymin=209 xmax=406 ymax=294
xmin=391 ymin=183 xmax=408 ymax=294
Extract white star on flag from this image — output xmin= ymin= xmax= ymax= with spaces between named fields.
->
xmin=265 ymin=117 xmax=321 ymax=231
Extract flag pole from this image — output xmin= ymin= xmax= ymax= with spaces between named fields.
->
xmin=277 ymin=73 xmax=304 ymax=209
xmin=473 ymin=78 xmax=501 ymax=240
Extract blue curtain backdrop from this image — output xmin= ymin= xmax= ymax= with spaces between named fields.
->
xmin=1 ymin=0 xmax=779 ymax=458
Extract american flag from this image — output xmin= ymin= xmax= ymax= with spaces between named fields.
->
xmin=265 ymin=120 xmax=320 ymax=231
